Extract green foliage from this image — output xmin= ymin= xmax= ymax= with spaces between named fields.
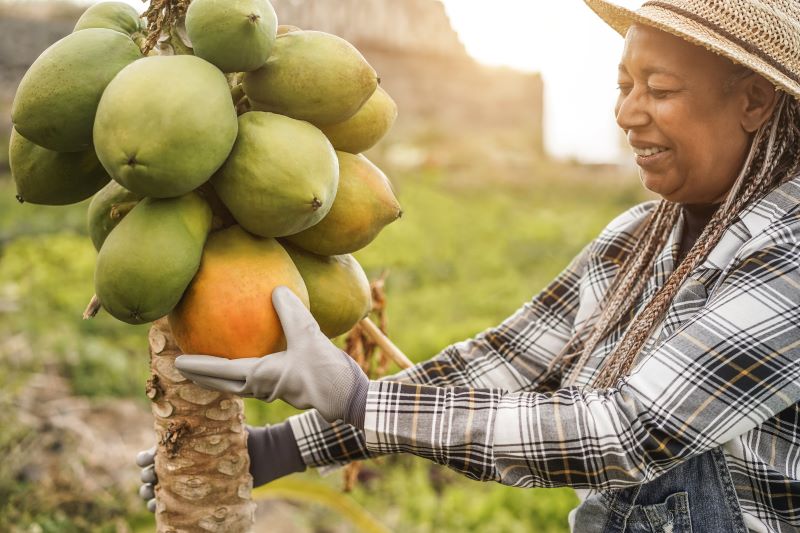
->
xmin=350 ymin=456 xmax=578 ymax=533
xmin=0 ymin=178 xmax=89 ymax=246
xmin=0 ymin=229 xmax=150 ymax=398
xmin=255 ymin=477 xmax=392 ymax=533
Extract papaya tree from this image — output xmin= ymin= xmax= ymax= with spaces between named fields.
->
xmin=134 ymin=3 xmax=257 ymax=531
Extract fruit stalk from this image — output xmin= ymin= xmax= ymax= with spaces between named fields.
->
xmin=148 ymin=318 xmax=255 ymax=532
xmin=359 ymin=317 xmax=413 ymax=370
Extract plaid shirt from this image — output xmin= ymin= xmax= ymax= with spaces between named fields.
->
xmin=288 ymin=176 xmax=800 ymax=533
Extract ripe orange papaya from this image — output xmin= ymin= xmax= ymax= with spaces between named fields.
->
xmin=169 ymin=225 xmax=309 ymax=359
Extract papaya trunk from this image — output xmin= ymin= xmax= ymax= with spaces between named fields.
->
xmin=147 ymin=318 xmax=256 ymax=532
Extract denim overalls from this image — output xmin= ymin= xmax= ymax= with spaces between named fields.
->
xmin=570 ymin=436 xmax=747 ymax=532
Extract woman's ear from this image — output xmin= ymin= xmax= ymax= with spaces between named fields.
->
xmin=740 ymin=74 xmax=779 ymax=133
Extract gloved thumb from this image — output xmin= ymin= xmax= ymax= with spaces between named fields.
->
xmin=272 ymin=286 xmax=317 ymax=344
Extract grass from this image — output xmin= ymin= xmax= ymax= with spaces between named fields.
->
xmin=0 ymin=159 xmax=647 ymax=531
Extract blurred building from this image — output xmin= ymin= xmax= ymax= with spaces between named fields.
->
xmin=0 ymin=3 xmax=78 ymax=108
xmin=0 ymin=0 xmax=545 ymax=156
xmin=271 ymin=0 xmax=545 ymax=154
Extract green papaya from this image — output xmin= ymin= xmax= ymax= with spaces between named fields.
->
xmin=211 ymin=112 xmax=339 ymax=237
xmin=87 ymin=180 xmax=143 ymax=251
xmin=94 ymin=193 xmax=212 ymax=324
xmin=282 ymin=242 xmax=371 ymax=338
xmin=285 ymin=152 xmax=401 ymax=255
xmin=243 ymin=31 xmax=378 ymax=126
xmin=93 ymin=55 xmax=238 ymax=198
xmin=9 ymin=128 xmax=109 ymax=205
xmin=186 ymin=0 xmax=277 ymax=73
xmin=11 ymin=28 xmax=142 ymax=152
xmin=320 ymin=85 xmax=397 ymax=154
xmin=73 ymin=2 xmax=144 ymax=37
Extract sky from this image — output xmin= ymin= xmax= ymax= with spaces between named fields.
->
xmin=86 ymin=0 xmax=643 ymax=164
xmin=440 ymin=0 xmax=643 ymax=164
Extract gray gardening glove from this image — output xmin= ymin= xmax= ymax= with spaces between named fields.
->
xmin=174 ymin=285 xmax=370 ymax=428
xmin=136 ymin=420 xmax=306 ymax=511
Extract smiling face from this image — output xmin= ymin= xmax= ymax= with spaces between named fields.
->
xmin=615 ymin=24 xmax=761 ymax=204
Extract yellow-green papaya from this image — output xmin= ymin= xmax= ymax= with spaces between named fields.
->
xmin=93 ymin=55 xmax=238 ymax=198
xmin=87 ymin=180 xmax=143 ymax=251
xmin=73 ymin=2 xmax=144 ymax=37
xmin=9 ymin=128 xmax=109 ymax=205
xmin=282 ymin=242 xmax=371 ymax=338
xmin=285 ymin=152 xmax=401 ymax=255
xmin=243 ymin=31 xmax=378 ymax=127
xmin=11 ymin=28 xmax=142 ymax=152
xmin=320 ymin=86 xmax=397 ymax=154
xmin=186 ymin=0 xmax=277 ymax=73
xmin=94 ymin=193 xmax=211 ymax=324
xmin=211 ymin=111 xmax=339 ymax=237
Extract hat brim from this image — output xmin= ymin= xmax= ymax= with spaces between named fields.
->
xmin=584 ymin=0 xmax=800 ymax=100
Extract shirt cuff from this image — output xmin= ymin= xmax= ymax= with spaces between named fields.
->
xmin=362 ymin=380 xmax=503 ymax=481
xmin=362 ymin=381 xmax=418 ymax=455
xmin=343 ymin=374 xmax=369 ymax=429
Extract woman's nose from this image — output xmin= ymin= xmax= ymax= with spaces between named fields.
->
xmin=615 ymin=89 xmax=650 ymax=131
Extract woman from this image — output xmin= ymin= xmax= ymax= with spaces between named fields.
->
xmin=138 ymin=1 xmax=800 ymax=531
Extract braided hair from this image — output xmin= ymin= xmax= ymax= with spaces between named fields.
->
xmin=549 ymin=89 xmax=800 ymax=389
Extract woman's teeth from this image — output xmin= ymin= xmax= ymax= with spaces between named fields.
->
xmin=632 ymin=146 xmax=668 ymax=157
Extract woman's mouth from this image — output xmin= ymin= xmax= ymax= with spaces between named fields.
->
xmin=631 ymin=146 xmax=671 ymax=169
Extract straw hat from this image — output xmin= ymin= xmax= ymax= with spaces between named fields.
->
xmin=584 ymin=0 xmax=800 ymax=100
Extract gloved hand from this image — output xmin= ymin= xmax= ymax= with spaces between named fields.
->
xmin=174 ymin=286 xmax=370 ymax=428
xmin=136 ymin=445 xmax=158 ymax=513
xmin=136 ymin=421 xmax=307 ymax=511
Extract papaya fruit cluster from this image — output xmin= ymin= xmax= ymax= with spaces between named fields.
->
xmin=9 ymin=0 xmax=401 ymax=359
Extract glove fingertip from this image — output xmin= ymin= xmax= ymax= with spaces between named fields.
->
xmin=140 ymin=465 xmax=157 ymax=484
xmin=139 ymin=483 xmax=154 ymax=500
xmin=147 ymin=498 xmax=157 ymax=513
xmin=135 ymin=449 xmax=154 ymax=467
xmin=271 ymin=285 xmax=292 ymax=305
xmin=173 ymin=354 xmax=193 ymax=371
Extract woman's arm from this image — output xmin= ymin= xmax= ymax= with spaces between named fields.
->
xmin=287 ymin=240 xmax=595 ymax=468
xmin=360 ymin=244 xmax=800 ymax=487
xmin=287 ymin=201 xmax=660 ymax=469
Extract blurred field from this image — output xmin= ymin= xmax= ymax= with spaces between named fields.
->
xmin=0 ymin=143 xmax=648 ymax=531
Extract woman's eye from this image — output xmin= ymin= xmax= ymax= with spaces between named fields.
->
xmin=649 ymin=88 xmax=671 ymax=99
xmin=616 ymin=84 xmax=672 ymax=99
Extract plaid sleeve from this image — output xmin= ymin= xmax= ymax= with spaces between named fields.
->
xmin=288 ymin=241 xmax=595 ymax=469
xmin=362 ymin=244 xmax=800 ymax=487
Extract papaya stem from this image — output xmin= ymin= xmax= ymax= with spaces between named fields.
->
xmin=141 ymin=0 xmax=191 ymax=55
xmin=82 ymin=294 xmax=102 ymax=320
xmin=110 ymin=201 xmax=138 ymax=220
xmin=235 ymin=94 xmax=251 ymax=116
xmin=132 ymin=32 xmax=147 ymax=53
xmin=230 ymin=83 xmax=244 ymax=106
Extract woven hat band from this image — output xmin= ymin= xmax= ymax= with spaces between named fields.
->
xmin=642 ymin=1 xmax=800 ymax=85
xmin=584 ymin=0 xmax=800 ymax=100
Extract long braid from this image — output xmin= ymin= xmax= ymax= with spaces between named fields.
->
xmin=555 ymin=201 xmax=680 ymax=385
xmin=593 ymin=92 xmax=800 ymax=388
